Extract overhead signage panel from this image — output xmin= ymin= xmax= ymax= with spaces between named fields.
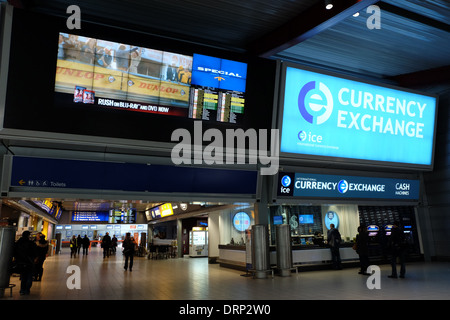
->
xmin=72 ymin=211 xmax=109 ymax=222
xmin=278 ymin=172 xmax=420 ymax=201
xmin=10 ymin=156 xmax=257 ymax=195
xmin=279 ymin=64 xmax=438 ymax=168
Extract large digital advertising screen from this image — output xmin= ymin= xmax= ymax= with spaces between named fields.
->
xmin=4 ymin=9 xmax=275 ymax=145
xmin=278 ymin=63 xmax=438 ymax=169
xmin=55 ymin=34 xmax=247 ymax=124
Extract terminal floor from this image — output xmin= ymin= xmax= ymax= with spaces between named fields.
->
xmin=4 ymin=247 xmax=450 ymax=301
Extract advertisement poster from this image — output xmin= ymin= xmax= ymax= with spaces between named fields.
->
xmin=280 ymin=65 xmax=437 ymax=167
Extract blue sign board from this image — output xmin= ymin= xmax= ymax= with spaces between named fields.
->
xmin=278 ymin=172 xmax=420 ymax=200
xmin=324 ymin=211 xmax=339 ymax=230
xmin=299 ymin=214 xmax=314 ymax=224
xmin=191 ymin=53 xmax=247 ymax=92
xmin=10 ymin=156 xmax=258 ymax=195
xmin=279 ymin=64 xmax=438 ymax=168
xmin=232 ymin=211 xmax=251 ymax=232
xmin=72 ymin=211 xmax=109 ymax=222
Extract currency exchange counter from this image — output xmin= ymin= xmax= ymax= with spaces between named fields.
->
xmin=217 ymin=243 xmax=359 ymax=271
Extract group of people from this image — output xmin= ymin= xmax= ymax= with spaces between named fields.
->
xmin=328 ymin=221 xmax=408 ymax=278
xmin=100 ymin=232 xmax=119 ymax=258
xmin=12 ymin=231 xmax=49 ymax=295
xmin=69 ymin=234 xmax=91 ymax=258
xmin=12 ymin=230 xmax=138 ymax=296
xmin=101 ymin=232 xmax=137 ymax=271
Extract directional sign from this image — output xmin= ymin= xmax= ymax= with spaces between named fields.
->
xmin=10 ymin=156 xmax=258 ymax=195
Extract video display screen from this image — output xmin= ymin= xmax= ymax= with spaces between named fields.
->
xmin=55 ymin=34 xmax=247 ymax=124
xmin=299 ymin=214 xmax=314 ymax=224
xmin=4 ymin=10 xmax=275 ymax=146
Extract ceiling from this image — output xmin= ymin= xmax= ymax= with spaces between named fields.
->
xmin=6 ymin=0 xmax=450 ymax=83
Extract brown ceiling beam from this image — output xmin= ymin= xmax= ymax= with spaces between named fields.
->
xmin=249 ymin=0 xmax=380 ymax=58
xmin=379 ymin=2 xmax=450 ymax=33
xmin=390 ymin=65 xmax=450 ymax=88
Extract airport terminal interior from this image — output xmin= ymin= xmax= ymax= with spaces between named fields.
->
xmin=0 ymin=0 xmax=450 ymax=308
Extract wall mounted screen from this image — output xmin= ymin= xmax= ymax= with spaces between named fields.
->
xmin=279 ymin=63 xmax=438 ymax=169
xmin=55 ymin=33 xmax=247 ymax=124
xmin=4 ymin=9 xmax=275 ymax=145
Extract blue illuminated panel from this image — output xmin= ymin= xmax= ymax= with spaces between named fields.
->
xmin=277 ymin=172 xmax=420 ymax=200
xmin=191 ymin=53 xmax=247 ymax=92
xmin=280 ymin=65 xmax=438 ymax=167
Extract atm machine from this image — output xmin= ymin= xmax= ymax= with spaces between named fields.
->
xmin=367 ymin=225 xmax=380 ymax=243
xmin=384 ymin=224 xmax=393 ymax=236
xmin=189 ymin=227 xmax=208 ymax=257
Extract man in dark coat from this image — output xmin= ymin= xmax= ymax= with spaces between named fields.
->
xmin=82 ymin=235 xmax=90 ymax=256
xmin=388 ymin=221 xmax=407 ymax=278
xmin=101 ymin=232 xmax=112 ymax=258
xmin=327 ymin=224 xmax=342 ymax=270
xmin=34 ymin=232 xmax=48 ymax=281
xmin=356 ymin=225 xmax=370 ymax=275
xmin=13 ymin=231 xmax=37 ymax=295
xmin=123 ymin=233 xmax=136 ymax=271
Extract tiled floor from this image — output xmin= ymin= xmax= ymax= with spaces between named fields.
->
xmin=4 ymin=246 xmax=450 ymax=301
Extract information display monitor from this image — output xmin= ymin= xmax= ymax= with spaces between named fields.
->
xmin=299 ymin=214 xmax=314 ymax=224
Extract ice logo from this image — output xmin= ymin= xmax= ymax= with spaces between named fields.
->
xmin=298 ymin=130 xmax=307 ymax=141
xmin=281 ymin=175 xmax=291 ymax=187
xmin=298 ymin=81 xmax=333 ymax=125
xmin=338 ymin=180 xmax=349 ymax=194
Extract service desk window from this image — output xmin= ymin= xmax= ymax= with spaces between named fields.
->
xmin=270 ymin=205 xmax=323 ymax=245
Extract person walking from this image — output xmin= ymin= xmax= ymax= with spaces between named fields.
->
xmin=101 ymin=232 xmax=112 ymax=258
xmin=356 ymin=225 xmax=370 ymax=275
xmin=76 ymin=235 xmax=82 ymax=256
xmin=70 ymin=235 xmax=78 ymax=258
xmin=123 ymin=233 xmax=136 ymax=271
xmin=388 ymin=221 xmax=407 ymax=279
xmin=13 ymin=231 xmax=37 ymax=295
xmin=327 ymin=224 xmax=342 ymax=270
xmin=82 ymin=235 xmax=90 ymax=256
xmin=34 ymin=232 xmax=49 ymax=281
xmin=111 ymin=235 xmax=118 ymax=254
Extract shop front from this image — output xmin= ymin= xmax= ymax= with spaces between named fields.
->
xmin=215 ymin=168 xmax=423 ymax=272
xmin=147 ymin=202 xmax=256 ymax=264
xmin=1 ymin=199 xmax=59 ymax=241
xmin=269 ymin=169 xmax=422 ymax=268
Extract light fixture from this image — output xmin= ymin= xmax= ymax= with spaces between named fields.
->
xmin=325 ymin=0 xmax=333 ymax=10
xmin=353 ymin=12 xmax=360 ymax=17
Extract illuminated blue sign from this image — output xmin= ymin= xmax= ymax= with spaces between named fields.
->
xmin=277 ymin=172 xmax=420 ymax=200
xmin=280 ymin=65 xmax=438 ymax=168
xmin=72 ymin=211 xmax=109 ymax=222
xmin=233 ymin=211 xmax=251 ymax=232
xmin=191 ymin=54 xmax=247 ymax=92
xmin=325 ymin=211 xmax=339 ymax=230
xmin=281 ymin=175 xmax=291 ymax=187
